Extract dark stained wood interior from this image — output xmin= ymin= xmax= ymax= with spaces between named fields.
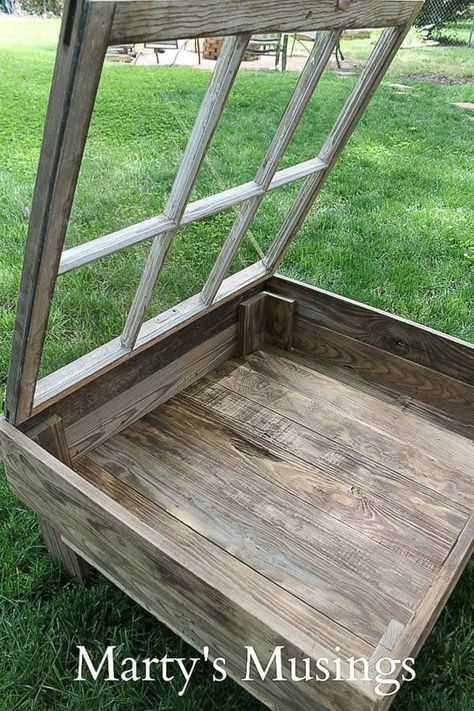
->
xmin=74 ymin=345 xmax=473 ymax=665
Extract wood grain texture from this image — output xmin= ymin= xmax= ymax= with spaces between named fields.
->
xmin=29 ymin=264 xmax=268 ymax=422
xmin=166 ymin=396 xmax=452 ymax=573
xmin=66 ymin=325 xmax=237 ymax=458
xmin=91 ymin=424 xmax=419 ymax=644
xmin=26 ymin=297 xmax=242 ymax=433
xmin=378 ymin=513 xmax=474 ymax=711
xmin=185 ymin=378 xmax=469 ymax=548
xmin=30 ymin=415 xmax=89 ymax=581
xmin=269 ymin=275 xmax=474 ymax=388
xmin=150 ymin=401 xmax=450 ymax=581
xmin=238 ymin=293 xmax=266 ymax=356
xmin=39 ymin=519 xmax=89 ymax=583
xmin=28 ymin=414 xmax=73 ymax=467
xmin=5 ymin=0 xmax=115 ymax=425
xmin=0 ymin=418 xmax=378 ymax=711
xmin=108 ymin=0 xmax=424 ymax=44
xmin=293 ymin=317 xmax=474 ymax=437
xmin=219 ymin=351 xmax=474 ymax=508
xmin=2 ymin=329 xmax=471 ymax=711
xmin=265 ymin=293 xmax=296 ymax=351
xmin=367 ymin=619 xmax=405 ymax=681
xmin=276 ymin=346 xmax=474 ymax=467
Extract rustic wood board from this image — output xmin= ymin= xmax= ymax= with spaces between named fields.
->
xmin=268 ymin=276 xmax=474 ymax=388
xmin=108 ymin=0 xmax=424 ymax=44
xmin=23 ymin=280 xmax=263 ymax=436
xmin=91 ymin=425 xmax=419 ymax=644
xmin=5 ymin=0 xmax=115 ymax=425
xmin=76 ymin=344 xmax=472 ymax=707
xmin=2 ymin=341 xmax=472 ymax=711
xmin=0 ymin=418 xmax=377 ymax=711
xmin=185 ymin=375 xmax=471 ymax=538
xmin=207 ymin=352 xmax=474 ymax=509
xmin=30 ymin=265 xmax=267 ymax=421
xmin=292 ymin=316 xmax=474 ymax=437
xmin=65 ymin=324 xmax=238 ymax=458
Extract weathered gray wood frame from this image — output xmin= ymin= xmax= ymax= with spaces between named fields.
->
xmin=108 ymin=0 xmax=425 ymax=44
xmin=121 ymin=32 xmax=252 ymax=349
xmin=4 ymin=0 xmax=115 ymax=425
xmin=5 ymin=0 xmax=424 ymax=426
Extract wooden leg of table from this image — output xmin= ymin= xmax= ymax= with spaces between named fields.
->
xmin=282 ymin=34 xmax=289 ymax=72
xmin=39 ymin=518 xmax=89 ymax=583
xmin=29 ymin=415 xmax=90 ymax=582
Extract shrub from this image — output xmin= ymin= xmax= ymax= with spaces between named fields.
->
xmin=19 ymin=0 xmax=62 ymax=15
xmin=415 ymin=0 xmax=473 ymax=40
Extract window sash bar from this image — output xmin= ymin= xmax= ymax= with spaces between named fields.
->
xmin=120 ymin=33 xmax=251 ymax=351
xmin=200 ymin=29 xmax=341 ymax=307
xmin=58 ymin=156 xmax=327 ymax=275
xmin=264 ymin=25 xmax=411 ymax=272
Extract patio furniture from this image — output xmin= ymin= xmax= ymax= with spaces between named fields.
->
xmin=145 ymin=39 xmax=179 ymax=63
xmin=247 ymin=33 xmax=289 ymax=69
xmin=106 ymin=44 xmax=137 ymax=62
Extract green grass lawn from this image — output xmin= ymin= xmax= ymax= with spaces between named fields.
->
xmin=1 ymin=15 xmax=473 ymax=711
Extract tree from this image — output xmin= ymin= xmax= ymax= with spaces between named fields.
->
xmin=415 ymin=0 xmax=473 ymax=38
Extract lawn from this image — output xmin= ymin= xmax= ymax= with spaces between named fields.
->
xmin=0 ymin=15 xmax=473 ymax=711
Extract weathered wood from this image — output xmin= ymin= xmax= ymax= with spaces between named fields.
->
xmin=6 ymin=3 xmax=470 ymax=710
xmin=239 ymin=350 xmax=474 ymax=507
xmin=66 ymin=325 xmax=237 ymax=458
xmin=239 ymin=291 xmax=295 ymax=356
xmin=367 ymin=619 xmax=405 ymax=681
xmin=269 ymin=274 xmax=474 ymax=389
xmin=29 ymin=298 xmax=247 ymax=432
xmin=2 ymin=321 xmax=472 ymax=711
xmin=293 ymin=317 xmax=474 ymax=436
xmin=185 ymin=378 xmax=470 ymax=546
xmin=121 ymin=34 xmax=251 ymax=350
xmin=5 ymin=0 xmax=115 ymax=426
xmin=264 ymin=24 xmax=414 ymax=271
xmin=0 ymin=419 xmax=377 ymax=711
xmin=29 ymin=264 xmax=268 ymax=423
xmin=200 ymin=31 xmax=340 ymax=305
xmin=28 ymin=414 xmax=73 ymax=466
xmin=147 ymin=400 xmax=448 ymax=581
xmin=108 ymin=0 xmax=425 ymax=44
xmin=39 ymin=520 xmax=89 ymax=583
xmin=58 ymin=157 xmax=327 ymax=274
xmin=279 ymin=344 xmax=474 ymax=455
xmin=265 ymin=293 xmax=296 ymax=351
xmin=92 ymin=428 xmax=416 ymax=646
xmin=238 ymin=293 xmax=267 ymax=356
xmin=29 ymin=415 xmax=89 ymax=581
xmin=156 ymin=395 xmax=452 ymax=572
xmin=382 ymin=513 xmax=474 ymax=709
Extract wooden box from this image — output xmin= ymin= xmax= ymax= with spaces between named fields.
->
xmin=1 ymin=2 xmax=472 ymax=710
